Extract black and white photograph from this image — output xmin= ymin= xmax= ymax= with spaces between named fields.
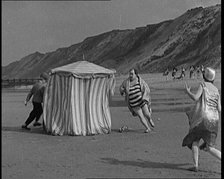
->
xmin=2 ymin=0 xmax=221 ymax=178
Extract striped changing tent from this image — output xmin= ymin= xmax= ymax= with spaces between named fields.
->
xmin=43 ymin=61 xmax=116 ymax=136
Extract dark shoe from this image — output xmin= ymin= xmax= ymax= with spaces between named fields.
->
xmin=119 ymin=126 xmax=128 ymax=133
xmin=199 ymin=142 xmax=207 ymax=150
xmin=188 ymin=166 xmax=198 ymax=172
xmin=33 ymin=122 xmax=42 ymax=126
xmin=21 ymin=125 xmax=31 ymax=130
xmin=119 ymin=128 xmax=123 ymax=133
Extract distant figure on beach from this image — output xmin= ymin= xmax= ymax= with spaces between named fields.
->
xmin=176 ymin=67 xmax=186 ymax=80
xmin=120 ymin=68 xmax=155 ymax=133
xmin=182 ymin=67 xmax=221 ymax=172
xmin=196 ymin=65 xmax=201 ymax=78
xmin=189 ymin=65 xmax=195 ymax=79
xmin=22 ymin=72 xmax=49 ymax=130
xmin=200 ymin=65 xmax=205 ymax=74
xmin=163 ymin=68 xmax=169 ymax=80
xmin=172 ymin=67 xmax=177 ymax=79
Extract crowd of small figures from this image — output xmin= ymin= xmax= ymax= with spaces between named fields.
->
xmin=162 ymin=65 xmax=205 ymax=80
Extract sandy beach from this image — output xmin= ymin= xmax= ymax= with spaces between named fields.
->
xmin=2 ymin=71 xmax=221 ymax=178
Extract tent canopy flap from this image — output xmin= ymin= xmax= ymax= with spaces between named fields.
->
xmin=43 ymin=61 xmax=116 ymax=136
xmin=51 ymin=61 xmax=116 ymax=75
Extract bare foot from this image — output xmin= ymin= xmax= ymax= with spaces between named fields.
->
xmin=149 ymin=119 xmax=155 ymax=128
xmin=144 ymin=129 xmax=151 ymax=133
xmin=188 ymin=166 xmax=198 ymax=172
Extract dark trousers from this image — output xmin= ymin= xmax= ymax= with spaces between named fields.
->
xmin=25 ymin=102 xmax=43 ymax=126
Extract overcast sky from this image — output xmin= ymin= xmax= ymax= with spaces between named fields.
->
xmin=2 ymin=0 xmax=221 ymax=66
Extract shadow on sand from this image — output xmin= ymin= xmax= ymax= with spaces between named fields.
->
xmin=2 ymin=126 xmax=139 ymax=136
xmin=100 ymin=158 xmax=221 ymax=174
xmin=2 ymin=126 xmax=48 ymax=135
xmin=100 ymin=157 xmax=189 ymax=171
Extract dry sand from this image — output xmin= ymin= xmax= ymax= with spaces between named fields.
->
xmin=2 ymin=72 xmax=221 ymax=178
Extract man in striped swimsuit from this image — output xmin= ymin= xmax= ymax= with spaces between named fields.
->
xmin=120 ymin=69 xmax=155 ymax=133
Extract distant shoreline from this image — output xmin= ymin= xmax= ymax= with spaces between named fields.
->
xmin=2 ymin=86 xmax=32 ymax=92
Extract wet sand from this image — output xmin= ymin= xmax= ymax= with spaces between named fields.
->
xmin=2 ymin=72 xmax=221 ymax=178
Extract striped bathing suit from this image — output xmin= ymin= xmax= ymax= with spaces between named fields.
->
xmin=129 ymin=78 xmax=145 ymax=108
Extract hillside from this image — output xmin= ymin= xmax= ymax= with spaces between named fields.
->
xmin=2 ymin=4 xmax=221 ymax=79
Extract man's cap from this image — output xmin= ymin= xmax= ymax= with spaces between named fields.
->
xmin=40 ymin=72 xmax=49 ymax=80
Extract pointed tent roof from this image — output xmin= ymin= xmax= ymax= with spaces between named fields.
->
xmin=51 ymin=61 xmax=116 ymax=77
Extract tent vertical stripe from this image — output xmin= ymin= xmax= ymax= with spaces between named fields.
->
xmin=72 ymin=78 xmax=81 ymax=135
xmin=58 ymin=75 xmax=64 ymax=135
xmin=71 ymin=78 xmax=79 ymax=135
xmin=43 ymin=75 xmax=52 ymax=131
xmin=91 ymin=77 xmax=107 ymax=133
xmin=84 ymin=79 xmax=91 ymax=133
xmin=101 ymin=78 xmax=109 ymax=130
xmin=64 ymin=76 xmax=72 ymax=135
xmin=45 ymin=74 xmax=54 ymax=133
xmin=96 ymin=78 xmax=108 ymax=132
xmin=49 ymin=75 xmax=57 ymax=132
xmin=90 ymin=78 xmax=102 ymax=133
xmin=101 ymin=78 xmax=111 ymax=131
xmin=64 ymin=76 xmax=69 ymax=134
xmin=75 ymin=78 xmax=82 ymax=135
xmin=70 ymin=78 xmax=75 ymax=135
xmin=43 ymin=71 xmax=115 ymax=136
xmin=49 ymin=74 xmax=61 ymax=133
xmin=89 ymin=78 xmax=100 ymax=134
xmin=51 ymin=75 xmax=61 ymax=134
xmin=44 ymin=75 xmax=52 ymax=132
xmin=103 ymin=77 xmax=115 ymax=129
xmin=55 ymin=75 xmax=64 ymax=135
xmin=79 ymin=78 xmax=87 ymax=135
xmin=88 ymin=78 xmax=96 ymax=133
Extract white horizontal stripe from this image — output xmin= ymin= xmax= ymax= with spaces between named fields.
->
xmin=129 ymin=91 xmax=142 ymax=98
xmin=129 ymin=95 xmax=142 ymax=103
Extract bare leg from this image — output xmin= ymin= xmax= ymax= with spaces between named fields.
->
xmin=207 ymin=146 xmax=221 ymax=160
xmin=192 ymin=141 xmax=199 ymax=168
xmin=134 ymin=108 xmax=151 ymax=131
xmin=142 ymin=104 xmax=155 ymax=128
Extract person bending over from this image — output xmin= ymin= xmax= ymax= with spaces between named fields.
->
xmin=22 ymin=72 xmax=49 ymax=130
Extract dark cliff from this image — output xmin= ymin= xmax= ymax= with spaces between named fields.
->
xmin=2 ymin=4 xmax=221 ymax=79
